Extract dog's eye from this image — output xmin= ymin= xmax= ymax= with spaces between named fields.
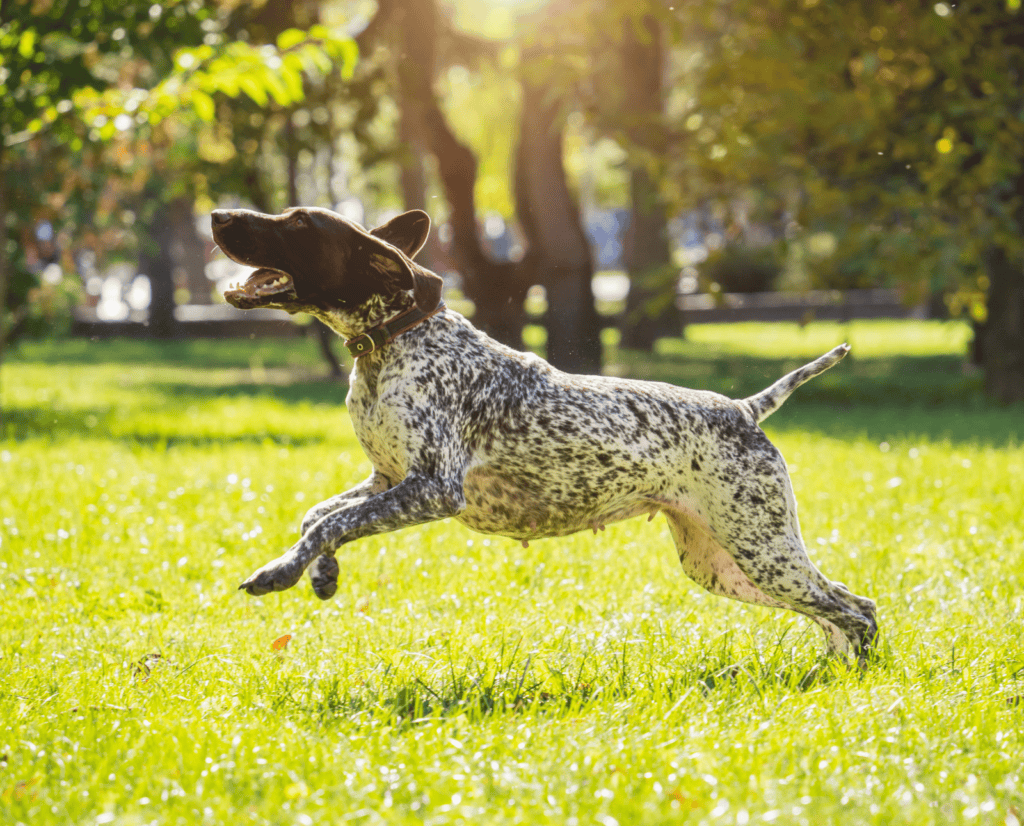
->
xmin=291 ymin=212 xmax=306 ymax=227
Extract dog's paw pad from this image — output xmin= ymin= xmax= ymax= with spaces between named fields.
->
xmin=308 ymin=555 xmax=339 ymax=601
xmin=238 ymin=556 xmax=304 ymax=597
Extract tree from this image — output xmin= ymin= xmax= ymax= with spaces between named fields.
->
xmin=667 ymin=0 xmax=1024 ymax=400
xmin=360 ymin=0 xmax=602 ymax=372
xmin=1 ymin=0 xmax=207 ymax=422
xmin=606 ymin=11 xmax=679 ymax=350
xmin=0 ymin=0 xmax=355 ymax=425
xmin=497 ymin=1 xmax=681 ymax=353
xmin=371 ymin=0 xmax=527 ymax=347
xmin=515 ymin=48 xmax=603 ymax=371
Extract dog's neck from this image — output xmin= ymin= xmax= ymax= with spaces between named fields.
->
xmin=311 ymin=291 xmax=416 ymax=341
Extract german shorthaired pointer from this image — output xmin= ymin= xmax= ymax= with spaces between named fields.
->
xmin=211 ymin=206 xmax=877 ymax=659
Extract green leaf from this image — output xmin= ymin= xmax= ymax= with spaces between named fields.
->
xmin=280 ymin=64 xmax=304 ymax=103
xmin=261 ymin=69 xmax=292 ymax=106
xmin=276 ymin=28 xmax=306 ymax=51
xmin=238 ymin=74 xmax=268 ymax=107
xmin=300 ymin=43 xmax=332 ymax=75
xmin=282 ymin=51 xmax=305 ymax=77
xmin=208 ymin=65 xmax=239 ymax=98
xmin=18 ymin=28 xmax=37 ymax=59
xmin=191 ymin=89 xmax=215 ymax=122
xmin=335 ymin=37 xmax=359 ymax=80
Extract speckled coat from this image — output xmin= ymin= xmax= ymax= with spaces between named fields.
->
xmin=211 ymin=206 xmax=877 ymax=659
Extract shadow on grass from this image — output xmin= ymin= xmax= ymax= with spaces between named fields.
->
xmin=278 ymin=643 xmax=874 ymax=726
xmin=8 ymin=335 xmax=327 ymax=370
xmin=4 ymin=392 xmax=341 ymax=447
xmin=765 ymin=403 xmax=1022 ymax=447
xmin=286 ymin=664 xmax=848 ymax=726
xmin=615 ymin=350 xmax=1023 ymax=446
xmin=614 ymin=351 xmax=980 ymax=403
xmin=147 ymin=378 xmax=349 ymax=406
xmin=7 ymin=338 xmax=1021 ymax=447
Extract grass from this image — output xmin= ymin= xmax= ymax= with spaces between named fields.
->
xmin=1 ymin=319 xmax=1023 ymax=825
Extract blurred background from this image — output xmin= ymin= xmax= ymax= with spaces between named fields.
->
xmin=2 ymin=0 xmax=1022 ymax=398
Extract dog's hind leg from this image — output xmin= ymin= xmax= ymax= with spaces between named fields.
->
xmin=693 ymin=461 xmax=877 ymax=659
xmin=665 ymin=510 xmax=854 ymax=656
xmin=730 ymin=531 xmax=876 ymax=660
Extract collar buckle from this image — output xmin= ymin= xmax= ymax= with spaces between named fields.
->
xmin=345 ymin=327 xmax=386 ymax=357
xmin=344 ymin=300 xmax=445 ymax=359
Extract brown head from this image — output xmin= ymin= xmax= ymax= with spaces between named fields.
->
xmin=211 ymin=207 xmax=442 ymax=315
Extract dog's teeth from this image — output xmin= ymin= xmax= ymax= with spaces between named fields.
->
xmin=255 ymin=275 xmax=291 ymax=294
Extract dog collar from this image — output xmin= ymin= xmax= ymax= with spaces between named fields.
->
xmin=344 ymin=300 xmax=446 ymax=358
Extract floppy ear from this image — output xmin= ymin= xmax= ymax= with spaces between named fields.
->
xmin=368 ymin=245 xmax=444 ymax=312
xmin=370 ymin=210 xmax=431 ymax=259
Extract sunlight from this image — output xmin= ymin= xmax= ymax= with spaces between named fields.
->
xmin=449 ymin=0 xmax=550 ymax=38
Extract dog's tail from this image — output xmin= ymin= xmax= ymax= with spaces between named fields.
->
xmin=744 ymin=343 xmax=850 ymax=423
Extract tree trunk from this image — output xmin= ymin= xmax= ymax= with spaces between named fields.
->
xmin=315 ymin=320 xmax=344 ymax=378
xmin=618 ymin=14 xmax=680 ymax=351
xmin=285 ymin=114 xmax=299 ymax=207
xmin=140 ymin=205 xmax=177 ymax=339
xmin=397 ymin=110 xmax=441 ymax=270
xmin=0 ymin=151 xmax=9 ymax=432
xmin=982 ymin=246 xmax=1024 ymax=402
xmin=422 ymin=105 xmax=529 ymax=346
xmin=514 ymin=78 xmax=602 ymax=373
xmin=242 ymin=167 xmax=271 ymax=213
xmin=168 ymin=197 xmax=210 ymax=304
xmin=388 ymin=0 xmax=529 ymax=348
xmin=621 ymin=167 xmax=679 ymax=349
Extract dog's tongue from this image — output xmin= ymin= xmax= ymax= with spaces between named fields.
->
xmin=225 ymin=268 xmax=295 ymax=301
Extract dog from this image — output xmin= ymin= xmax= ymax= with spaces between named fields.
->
xmin=211 ymin=206 xmax=877 ymax=659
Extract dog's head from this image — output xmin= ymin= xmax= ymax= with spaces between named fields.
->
xmin=211 ymin=207 xmax=442 ymax=314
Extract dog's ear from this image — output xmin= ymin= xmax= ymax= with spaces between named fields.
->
xmin=368 ymin=245 xmax=444 ymax=312
xmin=370 ymin=210 xmax=431 ymax=259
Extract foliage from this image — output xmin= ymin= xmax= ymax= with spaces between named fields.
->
xmin=667 ymin=0 xmax=1024 ymax=303
xmin=2 ymin=323 xmax=1023 ymax=824
xmin=438 ymin=61 xmax=523 ymax=218
xmin=0 ymin=0 xmax=356 ymax=353
xmin=1 ymin=1 xmax=356 ymax=148
xmin=72 ymin=28 xmax=356 ymax=139
xmin=1 ymin=0 xmax=203 ymax=143
xmin=0 ymin=0 xmax=189 ymax=348
xmin=699 ymin=244 xmax=781 ymax=294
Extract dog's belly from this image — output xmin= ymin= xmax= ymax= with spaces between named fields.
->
xmin=457 ymin=467 xmax=657 ymax=540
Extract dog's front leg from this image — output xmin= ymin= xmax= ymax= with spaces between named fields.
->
xmin=300 ymin=472 xmax=393 ymax=536
xmin=238 ymin=473 xmax=465 ymax=596
xmin=300 ymin=473 xmax=393 ymax=600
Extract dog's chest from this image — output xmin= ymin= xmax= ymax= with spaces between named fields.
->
xmin=346 ymin=375 xmax=413 ymax=484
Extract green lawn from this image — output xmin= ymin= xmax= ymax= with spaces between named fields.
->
xmin=1 ymin=320 xmax=1022 ymax=825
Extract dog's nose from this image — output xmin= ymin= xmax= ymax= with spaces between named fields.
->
xmin=211 ymin=210 xmax=233 ymax=226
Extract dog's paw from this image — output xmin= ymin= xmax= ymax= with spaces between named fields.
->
xmin=238 ymin=554 xmax=305 ymax=596
xmin=308 ymin=554 xmax=339 ymax=600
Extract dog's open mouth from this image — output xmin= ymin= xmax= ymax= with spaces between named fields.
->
xmin=224 ymin=268 xmax=297 ymax=308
